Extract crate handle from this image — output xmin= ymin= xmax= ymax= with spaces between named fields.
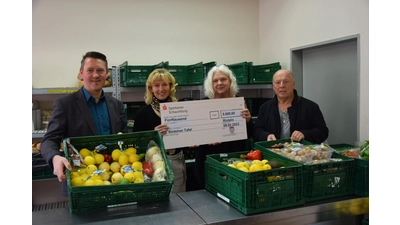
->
xmin=218 ymin=172 xmax=228 ymax=180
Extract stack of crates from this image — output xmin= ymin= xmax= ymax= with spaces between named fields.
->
xmin=255 ymin=139 xmax=356 ymax=203
xmin=63 ymin=131 xmax=174 ymax=213
xmin=227 ymin=62 xmax=253 ymax=84
xmin=250 ymin=62 xmax=281 ymax=84
xmin=168 ymin=61 xmax=216 ymax=86
xmin=119 ymin=61 xmax=169 ymax=87
xmin=205 ymin=150 xmax=304 ymax=215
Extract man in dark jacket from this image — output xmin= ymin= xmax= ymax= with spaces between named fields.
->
xmin=40 ymin=51 xmax=127 ymax=196
xmin=253 ymin=69 xmax=328 ymax=144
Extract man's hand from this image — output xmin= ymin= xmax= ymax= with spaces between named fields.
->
xmin=267 ymin=134 xmax=277 ymax=141
xmin=52 ymin=155 xmax=72 ymax=182
xmin=291 ymin=130 xmax=305 ymax=142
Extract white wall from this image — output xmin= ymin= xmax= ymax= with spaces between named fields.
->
xmin=32 ymin=0 xmax=260 ymax=88
xmin=258 ymin=0 xmax=369 ymax=141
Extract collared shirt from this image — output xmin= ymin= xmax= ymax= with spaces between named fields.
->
xmin=82 ymin=87 xmax=111 ymax=135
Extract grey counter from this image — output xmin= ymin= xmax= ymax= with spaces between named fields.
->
xmin=32 ymin=194 xmax=206 ymax=225
xmin=177 ymin=190 xmax=369 ymax=225
xmin=32 ymin=190 xmax=368 ymax=225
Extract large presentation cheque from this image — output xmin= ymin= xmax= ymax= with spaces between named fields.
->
xmin=160 ymin=97 xmax=248 ymax=149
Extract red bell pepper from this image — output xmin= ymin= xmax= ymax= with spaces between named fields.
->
xmin=142 ymin=161 xmax=154 ymax=176
xmin=246 ymin=150 xmax=262 ymax=160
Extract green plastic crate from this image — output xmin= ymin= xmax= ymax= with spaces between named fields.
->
xmin=255 ymin=139 xmax=355 ymax=202
xmin=330 ymin=143 xmax=369 ymax=197
xmin=168 ymin=61 xmax=216 ymax=86
xmin=119 ymin=61 xmax=168 ymax=87
xmin=363 ymin=218 xmax=369 ymax=225
xmin=63 ymin=131 xmax=174 ymax=213
xmin=250 ymin=62 xmax=281 ymax=84
xmin=205 ymin=150 xmax=304 ymax=215
xmin=167 ymin=65 xmax=188 ymax=85
xmin=32 ymin=168 xmax=57 ymax=180
xmin=227 ymin=62 xmax=253 ymax=84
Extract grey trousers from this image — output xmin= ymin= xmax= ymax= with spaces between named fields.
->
xmin=167 ymin=150 xmax=187 ymax=193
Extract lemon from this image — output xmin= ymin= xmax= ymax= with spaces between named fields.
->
xmin=70 ymin=171 xmax=80 ymax=179
xmin=110 ymin=162 xmax=121 ymax=173
xmin=79 ymin=148 xmax=92 ymax=159
xmin=84 ymin=156 xmax=96 ymax=166
xmin=133 ymin=171 xmax=144 ymax=180
xmin=104 ymin=181 xmax=112 ymax=185
xmin=94 ymin=153 xmax=104 ymax=164
xmin=124 ymin=172 xmax=136 ymax=183
xmin=238 ymin=167 xmax=249 ymax=172
xmin=124 ymin=147 xmax=137 ymax=155
xmin=118 ymin=153 xmax=129 ymax=166
xmin=84 ymin=179 xmax=96 ymax=186
xmin=132 ymin=162 xmax=143 ymax=171
xmin=251 ymin=160 xmax=262 ymax=165
xmin=111 ymin=149 xmax=121 ymax=161
xmin=128 ymin=154 xmax=140 ymax=163
xmin=111 ymin=172 xmax=123 ymax=184
xmin=263 ymin=164 xmax=272 ymax=170
xmin=80 ymin=174 xmax=89 ymax=180
xmin=227 ymin=164 xmax=236 ymax=169
xmin=85 ymin=164 xmax=98 ymax=175
xmin=262 ymin=159 xmax=269 ymax=164
xmin=100 ymin=171 xmax=110 ymax=181
xmin=236 ymin=162 xmax=249 ymax=169
xmin=94 ymin=179 xmax=104 ymax=185
xmin=134 ymin=178 xmax=144 ymax=183
xmin=71 ymin=177 xmax=85 ymax=186
xmin=98 ymin=162 xmax=110 ymax=172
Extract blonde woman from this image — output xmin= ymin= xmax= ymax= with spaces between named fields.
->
xmin=133 ymin=68 xmax=186 ymax=193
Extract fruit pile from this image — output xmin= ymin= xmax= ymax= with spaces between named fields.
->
xmin=70 ymin=146 xmax=165 ymax=187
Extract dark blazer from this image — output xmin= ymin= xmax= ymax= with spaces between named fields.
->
xmin=253 ymin=89 xmax=328 ymax=144
xmin=40 ymin=88 xmax=127 ymax=168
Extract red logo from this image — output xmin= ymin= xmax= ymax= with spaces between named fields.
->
xmin=162 ymin=104 xmax=167 ymax=110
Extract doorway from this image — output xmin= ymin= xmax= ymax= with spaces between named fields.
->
xmin=291 ymin=35 xmax=359 ymax=145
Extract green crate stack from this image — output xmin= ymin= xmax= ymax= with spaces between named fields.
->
xmin=227 ymin=62 xmax=253 ymax=84
xmin=187 ymin=62 xmax=208 ymax=85
xmin=330 ymin=143 xmax=369 ymax=197
xmin=255 ymin=139 xmax=356 ymax=203
xmin=250 ymin=62 xmax=281 ymax=84
xmin=63 ymin=131 xmax=174 ymax=213
xmin=119 ymin=61 xmax=168 ymax=87
xmin=205 ymin=150 xmax=304 ymax=215
xmin=167 ymin=65 xmax=188 ymax=85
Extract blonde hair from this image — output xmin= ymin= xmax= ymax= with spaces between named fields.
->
xmin=144 ymin=68 xmax=178 ymax=104
xmin=203 ymin=64 xmax=239 ymax=99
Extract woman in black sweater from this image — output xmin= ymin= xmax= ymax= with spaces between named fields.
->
xmin=133 ymin=68 xmax=187 ymax=193
xmin=194 ymin=64 xmax=254 ymax=189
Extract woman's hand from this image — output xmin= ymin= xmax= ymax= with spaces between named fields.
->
xmin=241 ymin=108 xmax=251 ymax=123
xmin=154 ymin=124 xmax=169 ymax=136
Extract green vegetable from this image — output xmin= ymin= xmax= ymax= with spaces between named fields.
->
xmin=360 ymin=140 xmax=369 ymax=160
